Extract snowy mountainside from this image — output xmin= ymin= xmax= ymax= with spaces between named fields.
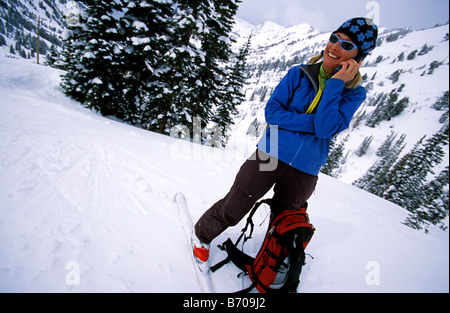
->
xmin=0 ymin=0 xmax=67 ymax=58
xmin=230 ymin=20 xmax=449 ymax=184
xmin=0 ymin=56 xmax=448 ymax=293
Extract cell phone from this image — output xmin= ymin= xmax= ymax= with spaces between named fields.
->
xmin=334 ymin=55 xmax=367 ymax=74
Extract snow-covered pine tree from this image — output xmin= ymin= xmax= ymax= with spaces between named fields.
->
xmin=353 ymin=132 xmax=406 ymax=196
xmin=61 ymin=0 xmax=125 ymax=118
xmin=383 ymin=90 xmax=400 ymax=121
xmin=365 ymin=89 xmax=409 ymax=127
xmin=383 ymin=132 xmax=448 ymax=212
xmin=389 ymin=69 xmax=402 ymax=83
xmin=376 ymin=131 xmax=397 ymax=157
xmin=380 ymin=133 xmax=408 ymax=189
xmin=355 ymin=135 xmax=373 ymax=157
xmin=82 ymin=0 xmax=126 ymax=119
xmin=433 ymin=91 xmax=449 ymax=110
xmin=390 ymin=96 xmax=409 ymax=118
xmin=45 ymin=44 xmax=60 ymax=68
xmin=0 ymin=34 xmax=6 ymax=47
xmin=381 ymin=137 xmax=424 ymax=210
xmin=365 ymin=92 xmax=388 ymax=127
xmin=416 ymin=167 xmax=449 ymax=231
xmin=403 ymin=166 xmax=449 ymax=232
xmin=60 ymin=4 xmax=89 ymax=103
xmin=321 ymin=135 xmax=349 ymax=177
xmin=211 ymin=33 xmax=251 ymax=146
xmin=433 ymin=91 xmax=449 ymax=134
xmin=143 ymin=0 xmax=243 ymax=141
xmin=192 ymin=0 xmax=242 ymax=144
xmin=120 ymin=0 xmax=174 ymax=126
xmin=137 ymin=0 xmax=207 ymax=134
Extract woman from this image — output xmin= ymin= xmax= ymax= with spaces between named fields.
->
xmin=192 ymin=18 xmax=378 ymax=271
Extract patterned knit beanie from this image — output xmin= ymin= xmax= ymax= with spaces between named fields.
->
xmin=334 ymin=17 xmax=378 ymax=59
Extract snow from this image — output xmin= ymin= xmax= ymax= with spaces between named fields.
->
xmin=0 ymin=56 xmax=448 ymax=293
xmin=92 ymin=77 xmax=102 ymax=85
xmin=133 ymin=20 xmax=149 ymax=31
xmin=131 ymin=37 xmax=151 ymax=46
xmin=218 ymin=36 xmax=231 ymax=45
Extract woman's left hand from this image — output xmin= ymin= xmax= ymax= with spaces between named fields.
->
xmin=332 ymin=59 xmax=362 ymax=83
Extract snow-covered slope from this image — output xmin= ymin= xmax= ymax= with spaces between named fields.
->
xmin=0 ymin=56 xmax=448 ymax=293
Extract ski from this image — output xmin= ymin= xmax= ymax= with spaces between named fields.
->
xmin=175 ymin=192 xmax=215 ymax=293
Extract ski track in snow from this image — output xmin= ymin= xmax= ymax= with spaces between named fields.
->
xmin=0 ymin=56 xmax=448 ymax=293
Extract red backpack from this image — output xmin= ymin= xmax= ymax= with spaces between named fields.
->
xmin=211 ymin=199 xmax=315 ymax=293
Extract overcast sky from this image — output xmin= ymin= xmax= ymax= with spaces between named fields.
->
xmin=236 ymin=0 xmax=449 ymax=32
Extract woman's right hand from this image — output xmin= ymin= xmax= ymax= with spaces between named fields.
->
xmin=332 ymin=59 xmax=362 ymax=83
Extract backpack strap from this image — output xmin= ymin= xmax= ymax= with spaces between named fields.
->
xmin=278 ymin=232 xmax=306 ymax=293
xmin=236 ymin=199 xmax=273 ymax=246
xmin=210 ymin=199 xmax=272 ymax=273
xmin=211 ymin=238 xmax=255 ymax=273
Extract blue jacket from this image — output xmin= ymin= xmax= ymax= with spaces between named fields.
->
xmin=257 ymin=63 xmax=366 ymax=176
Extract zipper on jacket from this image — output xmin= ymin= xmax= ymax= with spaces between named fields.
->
xmin=289 ymin=137 xmax=304 ymax=166
xmin=288 ymin=63 xmax=321 ymax=166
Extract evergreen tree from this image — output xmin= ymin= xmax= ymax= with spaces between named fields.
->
xmin=404 ymin=167 xmax=449 ymax=232
xmin=421 ymin=167 xmax=449 ymax=227
xmin=383 ymin=132 xmax=448 ymax=211
xmin=433 ymin=91 xmax=449 ymax=134
xmin=59 ymin=39 xmax=81 ymax=97
xmin=321 ymin=135 xmax=349 ymax=177
xmin=407 ymin=49 xmax=418 ymax=60
xmin=418 ymin=43 xmax=433 ymax=55
xmin=143 ymin=0 xmax=243 ymax=140
xmin=121 ymin=0 xmax=175 ymax=126
xmin=45 ymin=43 xmax=60 ymax=68
xmin=432 ymin=91 xmax=449 ymax=110
xmin=61 ymin=2 xmax=93 ymax=105
xmin=389 ymin=69 xmax=402 ymax=83
xmin=0 ymin=20 xmax=5 ymax=35
xmin=19 ymin=47 xmax=26 ymax=58
xmin=384 ymin=90 xmax=400 ymax=121
xmin=193 ymin=0 xmax=242 ymax=143
xmin=376 ymin=131 xmax=396 ymax=157
xmin=428 ymin=60 xmax=443 ymax=75
xmin=353 ymin=133 xmax=406 ymax=196
xmin=212 ymin=34 xmax=251 ymax=146
xmin=381 ymin=137 xmax=424 ymax=209
xmin=355 ymin=135 xmax=373 ymax=157
xmin=76 ymin=0 xmax=125 ymax=118
xmin=390 ymin=96 xmax=409 ymax=118
xmin=365 ymin=92 xmax=388 ymax=127
xmin=138 ymin=0 xmax=210 ymax=134
xmin=365 ymin=90 xmax=409 ymax=127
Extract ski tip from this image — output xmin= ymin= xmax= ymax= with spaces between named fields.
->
xmin=174 ymin=192 xmax=186 ymax=203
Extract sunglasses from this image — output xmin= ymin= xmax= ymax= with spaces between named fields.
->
xmin=329 ymin=33 xmax=358 ymax=52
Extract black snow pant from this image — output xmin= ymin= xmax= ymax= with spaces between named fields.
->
xmin=195 ymin=149 xmax=318 ymax=244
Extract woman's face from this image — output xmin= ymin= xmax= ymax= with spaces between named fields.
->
xmin=323 ymin=32 xmax=359 ymax=72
